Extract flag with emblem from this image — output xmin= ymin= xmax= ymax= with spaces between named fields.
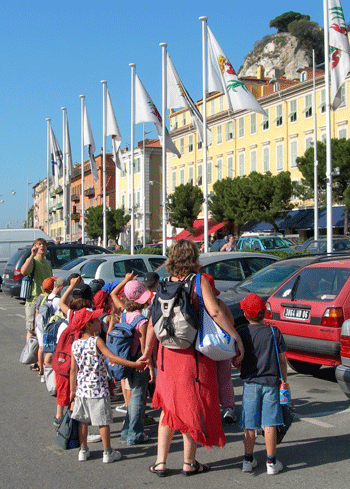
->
xmin=106 ymin=88 xmax=124 ymax=171
xmin=50 ymin=125 xmax=63 ymax=188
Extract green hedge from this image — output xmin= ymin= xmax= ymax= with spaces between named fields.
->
xmin=112 ymin=247 xmax=165 ymax=256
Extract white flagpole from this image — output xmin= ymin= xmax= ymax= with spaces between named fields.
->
xmin=199 ymin=16 xmax=209 ymax=253
xmin=323 ymin=0 xmax=333 ymax=253
xmin=142 ymin=123 xmax=146 ymax=248
xmin=80 ymin=95 xmax=85 ymax=244
xmin=61 ymin=107 xmax=67 ymax=243
xmin=46 ymin=118 xmax=51 ymax=236
xmin=101 ymin=80 xmax=107 ymax=249
xmin=160 ymin=42 xmax=168 ymax=257
xmin=312 ymin=51 xmax=319 ymax=241
xmin=130 ymin=63 xmax=136 ymax=255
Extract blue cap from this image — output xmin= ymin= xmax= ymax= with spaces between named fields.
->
xmin=102 ymin=279 xmax=120 ymax=294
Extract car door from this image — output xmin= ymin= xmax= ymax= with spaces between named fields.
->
xmin=113 ymin=258 xmax=149 ymax=278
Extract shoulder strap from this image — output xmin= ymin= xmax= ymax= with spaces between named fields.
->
xmin=30 ymin=259 xmax=36 ymax=279
xmin=270 ymin=326 xmax=283 ymax=382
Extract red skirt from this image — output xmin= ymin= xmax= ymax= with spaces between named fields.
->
xmin=152 ymin=345 xmax=226 ymax=449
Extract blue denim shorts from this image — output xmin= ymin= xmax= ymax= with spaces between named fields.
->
xmin=241 ymin=382 xmax=283 ymax=430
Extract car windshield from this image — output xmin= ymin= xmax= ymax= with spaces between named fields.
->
xmin=234 ymin=262 xmax=302 ymax=295
xmin=260 ymin=237 xmax=289 ymax=250
xmin=60 ymin=257 xmax=87 ymax=270
xmin=274 ymin=267 xmax=350 ymax=301
xmin=155 ymin=262 xmax=169 ymax=279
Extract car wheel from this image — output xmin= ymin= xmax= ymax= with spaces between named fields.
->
xmin=287 ymin=359 xmax=321 ymax=375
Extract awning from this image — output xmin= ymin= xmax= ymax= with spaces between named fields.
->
xmin=172 ymin=219 xmax=225 ymax=242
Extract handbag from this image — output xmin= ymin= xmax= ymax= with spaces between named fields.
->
xmin=19 ymin=336 xmax=39 ymax=364
xmin=195 ymin=274 xmax=236 ymax=361
xmin=19 ymin=259 xmax=36 ymax=300
xmin=54 ymin=403 xmax=80 ymax=450
xmin=44 ymin=365 xmax=57 ymax=396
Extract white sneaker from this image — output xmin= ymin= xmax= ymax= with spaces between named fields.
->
xmin=115 ymin=403 xmax=127 ymax=413
xmin=266 ymin=459 xmax=283 ymax=475
xmin=223 ymin=407 xmax=236 ymax=424
xmin=103 ymin=448 xmax=122 ymax=463
xmin=78 ymin=448 xmax=90 ymax=462
xmin=242 ymin=458 xmax=258 ymax=472
xmin=40 ymin=376 xmax=46 ymax=383
xmin=87 ymin=433 xmax=102 ymax=443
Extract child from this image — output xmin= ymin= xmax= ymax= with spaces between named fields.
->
xmin=237 ymin=293 xmax=288 ymax=475
xmin=70 ymin=307 xmax=147 ymax=463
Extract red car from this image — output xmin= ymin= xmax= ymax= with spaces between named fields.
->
xmin=264 ymin=257 xmax=350 ymax=375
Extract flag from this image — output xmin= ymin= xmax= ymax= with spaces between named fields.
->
xmin=50 ymin=125 xmax=63 ymax=188
xmin=207 ymin=26 xmax=266 ymax=116
xmin=134 ymin=74 xmax=181 ymax=158
xmin=64 ymin=116 xmax=72 ymax=178
xmin=329 ymin=0 xmax=350 ymax=110
xmin=83 ymin=105 xmax=98 ymax=181
xmin=167 ymin=53 xmax=212 ymax=144
xmin=106 ymin=88 xmax=125 ymax=171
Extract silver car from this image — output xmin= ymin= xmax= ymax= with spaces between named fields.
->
xmin=155 ymin=252 xmax=280 ymax=293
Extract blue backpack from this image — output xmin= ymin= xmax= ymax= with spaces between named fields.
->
xmin=43 ymin=312 xmax=67 ymax=354
xmin=106 ymin=313 xmax=146 ymax=380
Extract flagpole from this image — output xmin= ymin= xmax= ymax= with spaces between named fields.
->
xmin=80 ymin=95 xmax=85 ymax=244
xmin=101 ymin=80 xmax=107 ymax=249
xmin=142 ymin=123 xmax=146 ymax=248
xmin=312 ymin=51 xmax=319 ymax=241
xmin=61 ymin=107 xmax=67 ymax=243
xmin=323 ymin=0 xmax=333 ymax=253
xmin=46 ymin=118 xmax=51 ymax=236
xmin=130 ymin=63 xmax=136 ymax=255
xmin=160 ymin=42 xmax=168 ymax=257
xmin=199 ymin=16 xmax=209 ymax=253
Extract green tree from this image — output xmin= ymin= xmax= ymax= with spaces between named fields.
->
xmin=85 ymin=205 xmax=130 ymax=242
xmin=166 ymin=184 xmax=203 ymax=233
xmin=288 ymin=19 xmax=324 ymax=64
xmin=269 ymin=12 xmax=310 ymax=32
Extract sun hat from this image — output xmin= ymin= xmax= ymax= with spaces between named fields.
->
xmin=72 ymin=283 xmax=92 ymax=300
xmin=143 ymin=272 xmax=160 ymax=289
xmin=93 ymin=290 xmax=109 ymax=309
xmin=42 ymin=277 xmax=57 ymax=292
xmin=240 ymin=293 xmax=266 ymax=319
xmin=71 ymin=307 xmax=104 ymax=333
xmin=201 ymin=273 xmax=220 ymax=296
xmin=124 ymin=280 xmax=151 ymax=304
xmin=54 ymin=277 xmax=68 ymax=288
xmin=102 ymin=279 xmax=120 ymax=294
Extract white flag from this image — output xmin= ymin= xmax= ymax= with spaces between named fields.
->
xmin=135 ymin=74 xmax=181 ymax=158
xmin=167 ymin=53 xmax=212 ymax=144
xmin=83 ymin=105 xmax=98 ymax=181
xmin=329 ymin=0 xmax=350 ymax=110
xmin=106 ymin=88 xmax=124 ymax=170
xmin=207 ymin=26 xmax=266 ymax=116
xmin=64 ymin=116 xmax=72 ymax=178
xmin=50 ymin=125 xmax=63 ymax=188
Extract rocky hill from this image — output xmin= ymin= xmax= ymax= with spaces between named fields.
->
xmin=238 ymin=32 xmax=312 ymax=80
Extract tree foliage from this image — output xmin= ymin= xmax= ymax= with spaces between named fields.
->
xmin=85 ymin=205 xmax=130 ymax=242
xmin=269 ymin=12 xmax=310 ymax=32
xmin=166 ymin=184 xmax=203 ymax=233
xmin=209 ymin=172 xmax=294 ymax=231
xmin=288 ymin=19 xmax=324 ymax=64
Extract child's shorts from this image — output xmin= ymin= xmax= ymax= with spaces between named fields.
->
xmin=72 ymin=396 xmax=113 ymax=426
xmin=240 ymin=382 xmax=282 ymax=430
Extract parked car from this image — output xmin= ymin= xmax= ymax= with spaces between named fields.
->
xmin=2 ymin=243 xmax=112 ymax=297
xmin=72 ymin=254 xmax=167 ymax=285
xmin=209 ymin=238 xmax=227 ymax=252
xmin=335 ymin=319 xmax=350 ymax=398
xmin=155 ymin=252 xmax=280 ymax=293
xmin=236 ymin=233 xmax=295 ymax=253
xmin=264 ymin=255 xmax=350 ymax=375
xmin=220 ymin=255 xmax=325 ymax=328
xmin=294 ymin=236 xmax=350 ymax=254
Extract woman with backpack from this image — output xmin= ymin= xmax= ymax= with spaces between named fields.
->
xmin=140 ymin=239 xmax=245 ymax=477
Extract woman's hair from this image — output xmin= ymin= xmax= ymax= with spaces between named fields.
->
xmin=109 ymin=304 xmax=122 ymax=327
xmin=166 ymin=239 xmax=201 ymax=278
xmin=68 ymin=297 xmax=93 ymax=311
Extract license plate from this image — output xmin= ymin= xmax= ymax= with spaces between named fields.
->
xmin=284 ymin=307 xmax=310 ymax=320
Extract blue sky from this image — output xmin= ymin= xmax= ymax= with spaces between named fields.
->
xmin=0 ymin=1 xmax=340 ymax=228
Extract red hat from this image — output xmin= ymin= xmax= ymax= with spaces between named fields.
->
xmin=93 ymin=290 xmax=108 ymax=310
xmin=71 ymin=307 xmax=104 ymax=333
xmin=42 ymin=276 xmax=57 ymax=292
xmin=201 ymin=273 xmax=220 ymax=296
xmin=240 ymin=293 xmax=266 ymax=319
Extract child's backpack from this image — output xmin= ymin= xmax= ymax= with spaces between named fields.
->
xmin=36 ymin=296 xmax=56 ymax=333
xmin=151 ymin=274 xmax=199 ymax=349
xmin=51 ymin=312 xmax=76 ymax=378
xmin=43 ymin=311 xmax=67 ymax=354
xmin=106 ymin=312 xmax=146 ymax=380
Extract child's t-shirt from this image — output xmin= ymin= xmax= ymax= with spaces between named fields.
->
xmin=123 ymin=311 xmax=148 ymax=358
xmin=72 ymin=336 xmax=109 ymax=398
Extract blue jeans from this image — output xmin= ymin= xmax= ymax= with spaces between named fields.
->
xmin=240 ymin=382 xmax=282 ymax=430
xmin=120 ymin=368 xmax=149 ymax=444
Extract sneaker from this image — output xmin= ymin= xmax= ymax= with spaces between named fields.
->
xmin=266 ymin=459 xmax=283 ymax=475
xmin=40 ymin=375 xmax=46 ymax=383
xmin=223 ymin=407 xmax=236 ymax=424
xmin=78 ymin=448 xmax=90 ymax=462
xmin=242 ymin=458 xmax=258 ymax=472
xmin=53 ymin=416 xmax=63 ymax=427
xmin=103 ymin=448 xmax=122 ymax=463
xmin=115 ymin=403 xmax=127 ymax=413
xmin=87 ymin=433 xmax=102 ymax=443
xmin=126 ymin=434 xmax=150 ymax=446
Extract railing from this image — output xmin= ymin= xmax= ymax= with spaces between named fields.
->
xmin=71 ymin=213 xmax=80 ymax=220
xmin=84 ymin=187 xmax=95 ymax=196
xmin=71 ymin=194 xmax=80 ymax=201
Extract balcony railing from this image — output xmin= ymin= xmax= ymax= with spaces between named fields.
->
xmin=84 ymin=187 xmax=95 ymax=196
xmin=55 ymin=185 xmax=63 ymax=194
xmin=71 ymin=212 xmax=80 ymax=220
xmin=71 ymin=194 xmax=80 ymax=201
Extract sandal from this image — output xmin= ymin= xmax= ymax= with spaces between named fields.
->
xmin=149 ymin=462 xmax=168 ymax=478
xmin=30 ymin=364 xmax=40 ymax=371
xmin=182 ymin=460 xmax=210 ymax=477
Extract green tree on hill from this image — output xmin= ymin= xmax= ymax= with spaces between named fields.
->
xmin=269 ymin=12 xmax=310 ymax=33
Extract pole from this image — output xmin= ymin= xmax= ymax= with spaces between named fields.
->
xmin=80 ymin=95 xmax=85 ymax=244
xmin=312 ymin=51 xmax=319 ymax=241
xmin=142 ymin=123 xmax=146 ymax=248
xmin=61 ymin=107 xmax=67 ymax=242
xmin=129 ymin=63 xmax=136 ymax=255
xmin=101 ymin=80 xmax=107 ymax=248
xmin=26 ymin=178 xmax=29 ymax=228
xmin=199 ymin=16 xmax=209 ymax=253
xmin=323 ymin=0 xmax=332 ymax=253
xmin=46 ymin=118 xmax=51 ymax=236
xmin=160 ymin=42 xmax=168 ymax=257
